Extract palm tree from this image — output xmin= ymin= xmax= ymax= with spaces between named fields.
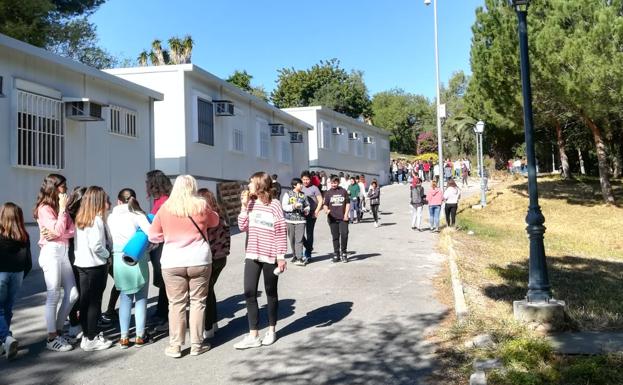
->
xmin=137 ymin=50 xmax=149 ymax=66
xmin=181 ymin=35 xmax=193 ymax=64
xmin=168 ymin=37 xmax=182 ymax=64
xmin=151 ymin=39 xmax=165 ymax=65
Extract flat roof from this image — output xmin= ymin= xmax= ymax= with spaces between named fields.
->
xmin=0 ymin=33 xmax=163 ymax=101
xmin=282 ymin=106 xmax=390 ymax=137
xmin=107 ymin=64 xmax=313 ymax=131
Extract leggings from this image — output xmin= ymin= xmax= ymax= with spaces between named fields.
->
xmin=445 ymin=203 xmax=458 ymax=227
xmin=371 ymin=204 xmax=379 ymax=222
xmin=77 ymin=265 xmax=108 ymax=340
xmin=39 ymin=243 xmax=79 ymax=334
xmin=205 ymin=257 xmax=227 ymax=329
xmin=119 ymin=284 xmax=148 ymax=338
xmin=68 ymin=240 xmax=81 ymax=327
xmin=243 ymin=259 xmax=279 ymax=330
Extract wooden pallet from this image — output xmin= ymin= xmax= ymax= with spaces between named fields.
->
xmin=217 ymin=181 xmax=246 ymax=226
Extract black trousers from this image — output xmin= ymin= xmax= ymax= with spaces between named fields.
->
xmin=150 ymin=243 xmax=169 ymax=319
xmin=371 ymin=204 xmax=379 ymax=222
xmin=68 ymin=240 xmax=80 ymax=327
xmin=445 ymin=203 xmax=458 ymax=227
xmin=328 ymin=216 xmax=349 ymax=255
xmin=76 ymin=265 xmax=108 ymax=340
xmin=303 ymin=216 xmax=317 ymax=253
xmin=205 ymin=257 xmax=227 ymax=328
xmin=243 ymin=259 xmax=279 ymax=330
xmin=106 ymin=257 xmax=120 ymax=314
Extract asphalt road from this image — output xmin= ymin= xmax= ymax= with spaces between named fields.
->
xmin=1 ymin=182 xmax=450 ymax=385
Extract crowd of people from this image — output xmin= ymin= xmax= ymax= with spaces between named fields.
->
xmin=0 ymin=168 xmax=385 ymax=360
xmin=391 ymin=157 xmax=472 ymax=187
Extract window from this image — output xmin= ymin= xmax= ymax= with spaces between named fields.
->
xmin=280 ymin=138 xmax=291 ymax=163
xmin=109 ymin=106 xmax=137 ymax=137
xmin=339 ymin=129 xmax=349 ymax=153
xmin=0 ymin=76 xmax=4 ymax=97
xmin=319 ymin=120 xmax=331 ymax=149
xmin=256 ymin=118 xmax=270 ymax=158
xmin=197 ymin=98 xmax=214 ymax=146
xmin=16 ymin=90 xmax=64 ymax=169
xmin=231 ymin=126 xmax=245 ymax=152
xmin=368 ymin=141 xmax=377 ymax=160
xmin=355 ymin=138 xmax=364 ymax=157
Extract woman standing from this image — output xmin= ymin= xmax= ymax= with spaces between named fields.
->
xmin=443 ymin=179 xmax=461 ymax=228
xmin=426 ymin=180 xmax=443 ymax=232
xmin=347 ymin=177 xmax=360 ymax=224
xmin=367 ymin=180 xmax=381 ymax=228
xmin=73 ymin=187 xmax=113 ymax=351
xmin=145 ymin=170 xmax=172 ymax=331
xmin=65 ymin=187 xmax=87 ymax=342
xmin=235 ymin=172 xmax=287 ymax=349
xmin=148 ymin=175 xmax=219 ymax=358
xmin=410 ymin=178 xmax=426 ymax=231
xmin=197 ymin=188 xmax=230 ymax=339
xmin=34 ymin=174 xmax=78 ymax=352
xmin=0 ymin=203 xmax=32 ymax=359
xmin=107 ymin=188 xmax=152 ymax=349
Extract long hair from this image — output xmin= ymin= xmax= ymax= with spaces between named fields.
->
xmin=0 ymin=202 xmax=29 ymax=242
xmin=249 ymin=172 xmax=273 ymax=205
xmin=117 ymin=188 xmax=145 ymax=215
xmin=33 ymin=173 xmax=66 ymax=219
xmin=75 ymin=186 xmax=108 ymax=229
xmin=146 ymin=170 xmax=172 ymax=199
xmin=67 ymin=186 xmax=87 ymax=220
xmin=197 ymin=188 xmax=225 ymax=219
xmin=162 ymin=175 xmax=207 ymax=217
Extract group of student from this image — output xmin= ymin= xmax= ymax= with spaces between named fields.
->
xmin=391 ymin=158 xmax=472 ymax=188
xmin=0 ymin=166 xmax=383 ymax=360
xmin=409 ymin=176 xmax=462 ymax=232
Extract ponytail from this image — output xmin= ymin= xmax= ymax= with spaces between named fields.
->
xmin=117 ymin=188 xmax=145 ymax=215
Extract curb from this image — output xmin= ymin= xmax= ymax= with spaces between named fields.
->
xmin=445 ymin=235 xmax=469 ymax=322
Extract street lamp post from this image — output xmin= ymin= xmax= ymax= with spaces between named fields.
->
xmin=474 ymin=121 xmax=486 ymax=207
xmin=509 ymin=0 xmax=551 ymax=302
xmin=425 ymin=0 xmax=444 ymax=191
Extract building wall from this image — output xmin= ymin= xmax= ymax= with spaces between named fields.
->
xmin=0 ymin=47 xmax=155 ymax=266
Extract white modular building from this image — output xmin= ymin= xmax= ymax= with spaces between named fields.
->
xmin=0 ymin=33 xmax=162 ymax=259
xmin=282 ymin=106 xmax=391 ymax=185
xmin=107 ymin=65 xmax=312 ymax=195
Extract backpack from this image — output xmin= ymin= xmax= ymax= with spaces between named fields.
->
xmin=410 ymin=186 xmax=424 ymax=205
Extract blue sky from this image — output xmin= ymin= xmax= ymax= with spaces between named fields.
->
xmin=91 ymin=0 xmax=485 ymax=100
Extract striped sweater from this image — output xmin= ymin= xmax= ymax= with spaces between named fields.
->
xmin=238 ymin=199 xmax=287 ymax=263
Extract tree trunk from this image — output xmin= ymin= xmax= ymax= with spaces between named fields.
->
xmin=612 ymin=142 xmax=622 ymax=179
xmin=584 ymin=115 xmax=615 ymax=203
xmin=554 ymin=119 xmax=571 ymax=179
xmin=577 ymin=148 xmax=586 ymax=175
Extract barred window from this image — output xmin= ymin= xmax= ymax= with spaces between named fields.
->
xmin=197 ymin=98 xmax=214 ymax=146
xmin=232 ymin=126 xmax=245 ymax=152
xmin=280 ymin=139 xmax=291 ymax=163
xmin=16 ymin=90 xmax=64 ymax=169
xmin=257 ymin=119 xmax=270 ymax=158
xmin=109 ymin=106 xmax=137 ymax=137
xmin=320 ymin=120 xmax=331 ymax=149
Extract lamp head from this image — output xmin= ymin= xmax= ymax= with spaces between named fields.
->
xmin=475 ymin=120 xmax=485 ymax=134
xmin=424 ymin=0 xmax=431 ymax=6
xmin=508 ymin=0 xmax=530 ymax=10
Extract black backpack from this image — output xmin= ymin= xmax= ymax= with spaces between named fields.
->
xmin=410 ymin=186 xmax=424 ymax=205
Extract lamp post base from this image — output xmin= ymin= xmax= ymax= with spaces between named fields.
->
xmin=513 ymin=299 xmax=566 ymax=332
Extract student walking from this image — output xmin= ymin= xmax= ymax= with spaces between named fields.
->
xmin=197 ymin=188 xmax=230 ymax=340
xmin=107 ymin=188 xmax=152 ymax=349
xmin=145 ymin=170 xmax=171 ymax=332
xmin=461 ymin=163 xmax=469 ymax=187
xmin=367 ymin=180 xmax=381 ymax=228
xmin=235 ymin=172 xmax=287 ymax=349
xmin=347 ymin=177 xmax=360 ymax=224
xmin=357 ymin=175 xmax=367 ymax=220
xmin=34 ymin=174 xmax=78 ymax=352
xmin=0 ymin=203 xmax=32 ymax=359
xmin=282 ymin=178 xmax=310 ymax=266
xmin=301 ymin=171 xmax=323 ymax=262
xmin=65 ymin=187 xmax=87 ymax=343
xmin=443 ymin=179 xmax=461 ymax=227
xmin=427 ymin=180 xmax=443 ymax=232
xmin=73 ymin=186 xmax=113 ymax=351
xmin=323 ymin=176 xmax=350 ymax=263
xmin=148 ymin=175 xmax=219 ymax=358
xmin=410 ymin=178 xmax=426 ymax=231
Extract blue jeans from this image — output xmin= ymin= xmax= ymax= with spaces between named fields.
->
xmin=349 ymin=198 xmax=359 ymax=222
xmin=119 ymin=284 xmax=148 ymax=338
xmin=0 ymin=272 xmax=23 ymax=343
xmin=429 ymin=205 xmax=441 ymax=229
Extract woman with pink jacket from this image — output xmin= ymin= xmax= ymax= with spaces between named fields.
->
xmin=426 ymin=180 xmax=443 ymax=232
xmin=148 ymin=175 xmax=219 ymax=358
xmin=34 ymin=174 xmax=78 ymax=352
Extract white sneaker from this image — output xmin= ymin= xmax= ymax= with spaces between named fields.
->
xmin=261 ymin=331 xmax=276 ymax=346
xmin=4 ymin=336 xmax=18 ymax=359
xmin=68 ymin=325 xmax=83 ymax=340
xmin=82 ymin=333 xmax=112 ymax=351
xmin=374 ymin=222 xmax=379 ymax=228
xmin=46 ymin=336 xmax=73 ymax=352
xmin=233 ymin=334 xmax=262 ymax=350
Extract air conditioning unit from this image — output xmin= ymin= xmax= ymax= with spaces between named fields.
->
xmin=214 ymin=100 xmax=234 ymax=116
xmin=269 ymin=123 xmax=286 ymax=136
xmin=289 ymin=132 xmax=304 ymax=143
xmin=332 ymin=126 xmax=344 ymax=135
xmin=348 ymin=132 xmax=360 ymax=140
xmin=364 ymin=136 xmax=374 ymax=144
xmin=63 ymin=98 xmax=105 ymax=121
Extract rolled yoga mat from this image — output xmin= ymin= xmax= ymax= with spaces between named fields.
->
xmin=122 ymin=214 xmax=154 ymax=266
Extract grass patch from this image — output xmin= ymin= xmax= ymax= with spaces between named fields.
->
xmin=428 ymin=176 xmax=623 ymax=384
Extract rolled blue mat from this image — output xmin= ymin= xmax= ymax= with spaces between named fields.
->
xmin=122 ymin=214 xmax=154 ymax=266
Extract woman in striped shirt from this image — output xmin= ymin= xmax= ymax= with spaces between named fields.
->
xmin=235 ymin=172 xmax=287 ymax=349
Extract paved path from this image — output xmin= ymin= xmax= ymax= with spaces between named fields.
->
xmin=2 ymin=182 xmax=452 ymax=385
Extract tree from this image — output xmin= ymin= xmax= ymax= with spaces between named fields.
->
xmin=441 ymin=71 xmax=476 ymax=157
xmin=271 ymin=59 xmax=372 ymax=119
xmin=226 ymin=70 xmax=269 ymax=102
xmin=138 ymin=36 xmax=193 ymax=66
xmin=0 ymin=0 xmax=115 ymax=69
xmin=370 ymin=89 xmax=434 ymax=154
